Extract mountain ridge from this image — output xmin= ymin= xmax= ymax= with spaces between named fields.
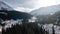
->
xmin=30 ymin=4 xmax=60 ymax=16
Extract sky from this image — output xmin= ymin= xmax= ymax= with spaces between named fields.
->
xmin=1 ymin=0 xmax=60 ymax=12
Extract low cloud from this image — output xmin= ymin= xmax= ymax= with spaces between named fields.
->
xmin=14 ymin=7 xmax=33 ymax=12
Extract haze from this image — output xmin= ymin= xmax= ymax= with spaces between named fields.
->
xmin=1 ymin=0 xmax=60 ymax=12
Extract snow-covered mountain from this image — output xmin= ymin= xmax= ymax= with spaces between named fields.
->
xmin=30 ymin=4 xmax=60 ymax=16
xmin=0 ymin=1 xmax=13 ymax=10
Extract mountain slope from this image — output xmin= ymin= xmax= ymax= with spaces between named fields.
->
xmin=30 ymin=4 xmax=60 ymax=16
xmin=0 ymin=1 xmax=13 ymax=10
xmin=0 ymin=10 xmax=33 ymax=22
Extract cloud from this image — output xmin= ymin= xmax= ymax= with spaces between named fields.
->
xmin=2 ymin=0 xmax=40 ymax=9
xmin=2 ymin=0 xmax=60 ymax=8
xmin=14 ymin=7 xmax=32 ymax=12
xmin=2 ymin=0 xmax=60 ymax=12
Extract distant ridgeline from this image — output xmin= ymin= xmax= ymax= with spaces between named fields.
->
xmin=0 ymin=10 xmax=33 ymax=22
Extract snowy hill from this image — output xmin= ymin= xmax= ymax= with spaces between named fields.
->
xmin=0 ymin=1 xmax=13 ymax=10
xmin=30 ymin=4 xmax=60 ymax=16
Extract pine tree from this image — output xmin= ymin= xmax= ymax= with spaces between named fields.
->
xmin=52 ymin=25 xmax=55 ymax=34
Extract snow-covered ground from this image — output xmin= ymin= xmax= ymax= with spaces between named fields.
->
xmin=38 ymin=23 xmax=60 ymax=34
xmin=1 ymin=19 xmax=23 ymax=30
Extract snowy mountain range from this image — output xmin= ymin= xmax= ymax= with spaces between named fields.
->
xmin=30 ymin=4 xmax=60 ymax=16
xmin=0 ymin=1 xmax=13 ymax=10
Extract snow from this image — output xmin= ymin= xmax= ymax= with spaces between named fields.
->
xmin=28 ymin=16 xmax=37 ymax=22
xmin=2 ymin=19 xmax=23 ymax=30
xmin=37 ymin=23 xmax=60 ymax=34
xmin=0 ymin=26 xmax=2 ymax=32
xmin=1 ymin=18 xmax=60 ymax=34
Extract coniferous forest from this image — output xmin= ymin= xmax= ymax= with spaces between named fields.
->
xmin=0 ymin=10 xmax=60 ymax=34
xmin=2 ymin=23 xmax=49 ymax=34
xmin=0 ymin=10 xmax=59 ymax=34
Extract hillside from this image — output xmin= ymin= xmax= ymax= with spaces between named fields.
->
xmin=30 ymin=4 xmax=60 ymax=16
xmin=0 ymin=1 xmax=13 ymax=10
xmin=0 ymin=10 xmax=33 ymax=22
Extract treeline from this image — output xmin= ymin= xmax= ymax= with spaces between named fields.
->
xmin=2 ymin=23 xmax=49 ymax=34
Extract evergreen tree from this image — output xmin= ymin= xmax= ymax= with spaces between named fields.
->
xmin=52 ymin=25 xmax=55 ymax=34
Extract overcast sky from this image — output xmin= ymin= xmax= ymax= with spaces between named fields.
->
xmin=1 ymin=0 xmax=60 ymax=12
